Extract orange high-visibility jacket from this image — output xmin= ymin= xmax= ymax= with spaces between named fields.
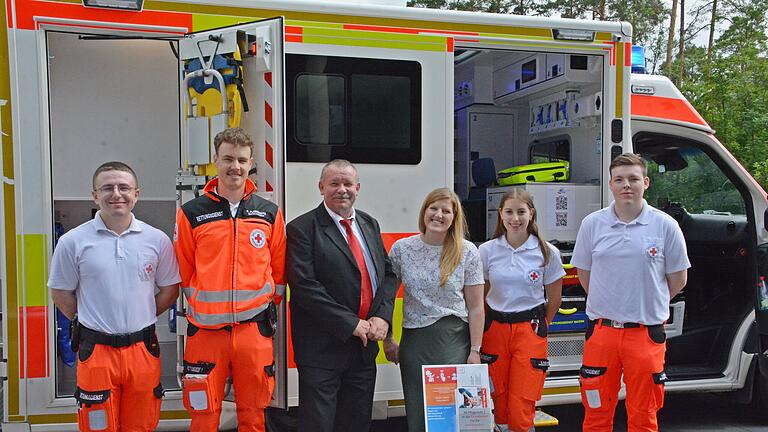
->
xmin=174 ymin=178 xmax=287 ymax=329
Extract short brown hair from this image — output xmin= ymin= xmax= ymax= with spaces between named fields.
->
xmin=213 ymin=127 xmax=253 ymax=155
xmin=92 ymin=161 xmax=138 ymax=189
xmin=609 ymin=153 xmax=647 ymax=176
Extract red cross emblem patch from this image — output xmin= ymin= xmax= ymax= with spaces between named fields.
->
xmin=646 ymin=242 xmax=662 ymax=260
xmin=526 ymin=269 xmax=542 ymax=284
xmin=250 ymin=228 xmax=266 ymax=248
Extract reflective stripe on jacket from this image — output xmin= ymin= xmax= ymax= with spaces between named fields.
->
xmin=174 ymin=178 xmax=287 ymax=329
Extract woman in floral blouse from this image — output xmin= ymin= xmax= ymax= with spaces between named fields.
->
xmin=384 ymin=188 xmax=485 ymax=432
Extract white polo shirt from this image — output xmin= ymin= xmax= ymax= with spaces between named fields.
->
xmin=48 ymin=212 xmax=181 ymax=335
xmin=571 ymin=200 xmax=690 ymax=325
xmin=479 ymin=235 xmax=565 ymax=313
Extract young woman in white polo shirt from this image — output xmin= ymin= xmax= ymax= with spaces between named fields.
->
xmin=479 ymin=188 xmax=565 ymax=432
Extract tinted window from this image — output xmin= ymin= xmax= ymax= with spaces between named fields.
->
xmin=529 ymin=138 xmax=570 ymax=164
xmin=295 ymin=74 xmax=345 ymax=145
xmin=636 ymin=134 xmax=746 ymax=215
xmin=286 ymin=54 xmax=421 ymax=164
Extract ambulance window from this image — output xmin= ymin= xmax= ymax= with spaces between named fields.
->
xmin=529 ymin=138 xmax=570 ymax=164
xmin=295 ymin=74 xmax=345 ymax=145
xmin=286 ymin=54 xmax=422 ymax=164
xmin=637 ymin=136 xmax=746 ymax=215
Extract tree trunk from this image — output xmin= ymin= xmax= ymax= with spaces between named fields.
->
xmin=706 ymin=0 xmax=717 ymax=74
xmin=678 ymin=0 xmax=685 ymax=83
xmin=600 ymin=0 xmax=606 ymax=19
xmin=665 ymin=0 xmax=678 ymax=72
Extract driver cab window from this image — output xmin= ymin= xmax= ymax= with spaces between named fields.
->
xmin=636 ymin=135 xmax=746 ymax=216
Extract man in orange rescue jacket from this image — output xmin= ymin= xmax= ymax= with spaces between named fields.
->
xmin=174 ymin=127 xmax=287 ymax=431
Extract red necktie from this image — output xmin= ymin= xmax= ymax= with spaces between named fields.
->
xmin=340 ymin=219 xmax=373 ymax=319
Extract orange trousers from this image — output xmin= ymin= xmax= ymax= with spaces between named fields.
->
xmin=482 ymin=320 xmax=548 ymax=432
xmin=75 ymin=337 xmax=162 ymax=432
xmin=580 ymin=321 xmax=667 ymax=432
xmin=183 ymin=321 xmax=275 ymax=432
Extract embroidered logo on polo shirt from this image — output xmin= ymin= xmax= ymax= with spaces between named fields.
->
xmin=140 ymin=261 xmax=155 ymax=281
xmin=250 ymin=229 xmax=266 ymax=248
xmin=646 ymin=242 xmax=662 ymax=260
xmin=526 ymin=269 xmax=542 ymax=284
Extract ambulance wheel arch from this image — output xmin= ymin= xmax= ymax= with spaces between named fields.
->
xmin=632 ymin=120 xmax=762 ymax=381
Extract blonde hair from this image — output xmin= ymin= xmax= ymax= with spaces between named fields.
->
xmin=418 ymin=188 xmax=468 ymax=286
xmin=492 ymin=188 xmax=551 ymax=265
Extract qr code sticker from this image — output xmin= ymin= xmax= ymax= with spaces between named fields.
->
xmin=555 ymin=195 xmax=568 ymax=211
xmin=555 ymin=212 xmax=568 ymax=227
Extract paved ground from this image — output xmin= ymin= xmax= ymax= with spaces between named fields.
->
xmin=370 ymin=392 xmax=768 ymax=431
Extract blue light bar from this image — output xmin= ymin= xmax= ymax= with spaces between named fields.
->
xmin=631 ymin=45 xmax=646 ymax=74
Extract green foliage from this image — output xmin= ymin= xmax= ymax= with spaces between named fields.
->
xmin=605 ymin=0 xmax=669 ymax=46
xmin=678 ymin=0 xmax=768 ymax=188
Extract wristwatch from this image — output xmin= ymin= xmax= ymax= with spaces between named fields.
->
xmin=470 ymin=345 xmax=481 ymax=353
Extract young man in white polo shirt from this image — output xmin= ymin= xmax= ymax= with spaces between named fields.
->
xmin=48 ymin=161 xmax=180 ymax=432
xmin=571 ymin=153 xmax=690 ymax=431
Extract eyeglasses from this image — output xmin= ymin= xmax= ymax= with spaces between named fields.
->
xmin=95 ymin=184 xmax=135 ymax=194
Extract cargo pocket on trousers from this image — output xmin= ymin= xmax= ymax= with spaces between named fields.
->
xmin=487 ymin=356 xmax=506 ymax=397
xmin=75 ymin=387 xmax=116 ymax=432
xmin=518 ymin=358 xmax=548 ymax=401
xmin=650 ymin=370 xmax=668 ymax=410
xmin=257 ymin=363 xmax=276 ymax=408
xmin=182 ymin=361 xmax=216 ymax=413
xmin=579 ymin=366 xmax=611 ymax=411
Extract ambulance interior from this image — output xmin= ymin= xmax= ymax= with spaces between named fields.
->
xmin=47 ymin=32 xmax=182 ymax=396
xmin=453 ymin=48 xmax=604 ymax=373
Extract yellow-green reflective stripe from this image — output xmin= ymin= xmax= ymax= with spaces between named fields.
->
xmin=301 ymin=36 xmax=445 ymax=51
xmin=18 ymin=234 xmax=48 ymax=307
xmin=145 ymin=0 xmax=568 ymax=40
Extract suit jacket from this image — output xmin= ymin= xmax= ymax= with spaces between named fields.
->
xmin=287 ymin=203 xmax=397 ymax=368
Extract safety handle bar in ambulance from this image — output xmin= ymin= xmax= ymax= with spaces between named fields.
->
xmin=182 ymin=68 xmax=228 ymax=118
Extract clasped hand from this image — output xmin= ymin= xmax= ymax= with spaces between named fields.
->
xmin=352 ymin=316 xmax=389 ymax=347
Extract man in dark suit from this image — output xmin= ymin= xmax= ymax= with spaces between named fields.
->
xmin=287 ymin=159 xmax=398 ymax=432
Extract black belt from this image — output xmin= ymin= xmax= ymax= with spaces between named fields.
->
xmin=80 ymin=324 xmax=155 ymax=348
xmin=592 ymin=319 xmax=663 ymax=329
xmin=489 ymin=305 xmax=545 ymax=324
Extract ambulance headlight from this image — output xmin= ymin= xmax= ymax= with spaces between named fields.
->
xmin=82 ymin=0 xmax=143 ymax=11
xmin=552 ymin=29 xmax=595 ymax=42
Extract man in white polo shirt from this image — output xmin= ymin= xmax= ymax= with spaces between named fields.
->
xmin=48 ymin=161 xmax=180 ymax=432
xmin=571 ymin=153 xmax=690 ymax=431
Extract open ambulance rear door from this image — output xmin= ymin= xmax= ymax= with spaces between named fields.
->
xmin=175 ymin=17 xmax=288 ymax=410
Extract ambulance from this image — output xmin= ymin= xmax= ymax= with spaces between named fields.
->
xmin=1 ymin=0 xmax=768 ymax=429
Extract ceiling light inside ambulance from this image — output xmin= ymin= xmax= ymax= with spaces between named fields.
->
xmin=82 ymin=0 xmax=143 ymax=11
xmin=552 ymin=29 xmax=595 ymax=42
